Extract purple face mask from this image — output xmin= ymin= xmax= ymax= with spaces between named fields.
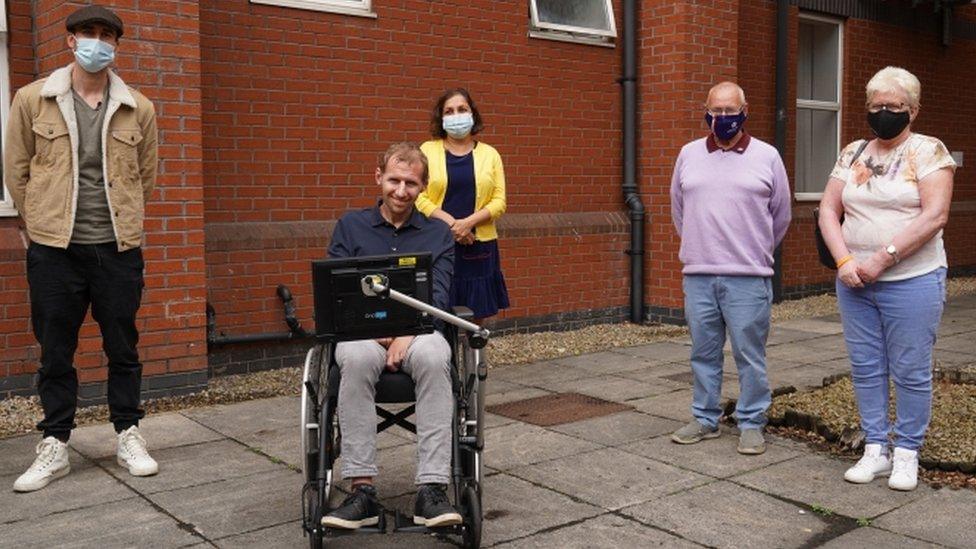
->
xmin=705 ymin=111 xmax=747 ymax=141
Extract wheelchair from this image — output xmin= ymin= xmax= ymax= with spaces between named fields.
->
xmin=300 ymin=255 xmax=488 ymax=548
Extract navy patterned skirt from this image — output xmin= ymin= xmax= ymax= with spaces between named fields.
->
xmin=450 ymin=239 xmax=510 ymax=319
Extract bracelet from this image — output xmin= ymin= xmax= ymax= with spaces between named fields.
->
xmin=835 ymin=255 xmax=854 ymax=269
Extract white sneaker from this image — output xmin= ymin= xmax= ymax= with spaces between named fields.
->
xmin=888 ymin=447 xmax=918 ymax=491
xmin=13 ymin=437 xmax=70 ymax=492
xmin=844 ymin=443 xmax=891 ymax=484
xmin=117 ymin=426 xmax=159 ymax=477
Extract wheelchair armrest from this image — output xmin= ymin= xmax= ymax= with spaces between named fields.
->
xmin=452 ymin=306 xmax=475 ymax=321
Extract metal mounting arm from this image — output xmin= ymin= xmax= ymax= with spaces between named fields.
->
xmin=361 ymin=275 xmax=490 ymax=346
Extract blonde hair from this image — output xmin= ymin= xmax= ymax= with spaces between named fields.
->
xmin=866 ymin=66 xmax=921 ymax=108
xmin=377 ymin=142 xmax=429 ymax=184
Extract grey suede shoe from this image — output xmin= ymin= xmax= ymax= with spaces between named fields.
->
xmin=671 ymin=420 xmax=720 ymax=444
xmin=737 ymin=428 xmax=766 ymax=455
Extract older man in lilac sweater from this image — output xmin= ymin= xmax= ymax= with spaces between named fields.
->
xmin=669 ymin=82 xmax=792 ymax=455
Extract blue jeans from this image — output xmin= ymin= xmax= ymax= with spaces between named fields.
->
xmin=683 ymin=275 xmax=773 ymax=430
xmin=836 ymin=268 xmax=946 ymax=451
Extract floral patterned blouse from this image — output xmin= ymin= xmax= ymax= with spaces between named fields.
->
xmin=830 ymin=133 xmax=956 ymax=281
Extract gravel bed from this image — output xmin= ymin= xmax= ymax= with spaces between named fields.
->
xmin=2 ymin=276 xmax=974 ymax=442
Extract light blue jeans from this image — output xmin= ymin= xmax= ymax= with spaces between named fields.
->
xmin=836 ymin=268 xmax=946 ymax=451
xmin=683 ymin=275 xmax=773 ymax=430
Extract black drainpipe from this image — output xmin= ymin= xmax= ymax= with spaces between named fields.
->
xmin=772 ymin=0 xmax=789 ymax=303
xmin=620 ymin=0 xmax=645 ymax=323
xmin=206 ymin=285 xmax=312 ymax=347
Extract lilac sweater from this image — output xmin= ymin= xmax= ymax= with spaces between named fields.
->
xmin=670 ymin=134 xmax=792 ymax=276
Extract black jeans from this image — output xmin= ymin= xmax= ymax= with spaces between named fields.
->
xmin=27 ymin=242 xmax=146 ymax=440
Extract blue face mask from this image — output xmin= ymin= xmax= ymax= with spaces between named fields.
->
xmin=705 ymin=111 xmax=747 ymax=141
xmin=74 ymin=37 xmax=116 ymax=73
xmin=442 ymin=113 xmax=474 ymax=139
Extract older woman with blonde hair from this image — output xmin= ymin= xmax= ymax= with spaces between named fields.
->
xmin=818 ymin=66 xmax=956 ymax=491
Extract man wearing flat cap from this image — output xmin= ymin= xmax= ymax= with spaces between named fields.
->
xmin=5 ymin=4 xmax=159 ymax=492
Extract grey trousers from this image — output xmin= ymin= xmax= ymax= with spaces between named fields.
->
xmin=335 ymin=333 xmax=453 ymax=485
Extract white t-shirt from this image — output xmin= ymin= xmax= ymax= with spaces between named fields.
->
xmin=830 ymin=133 xmax=956 ymax=281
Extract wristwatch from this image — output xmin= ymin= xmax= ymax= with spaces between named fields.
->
xmin=885 ymin=244 xmax=900 ymax=264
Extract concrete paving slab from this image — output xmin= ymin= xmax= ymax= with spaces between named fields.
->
xmin=765 ymin=326 xmax=827 ymax=346
xmin=541 ymin=373 xmax=685 ymax=401
xmin=181 ymin=395 xmax=298 ymax=439
xmin=98 ymin=439 xmax=283 ymax=494
xmin=621 ymin=480 xmax=830 ymax=549
xmin=766 ymin=343 xmax=843 ymax=365
xmin=214 ymin=519 xmax=455 ymax=549
xmin=612 ymin=341 xmax=693 ymax=365
xmin=148 ymin=468 xmax=302 ymax=540
xmin=933 ymin=332 xmax=976 ymax=354
xmin=732 ymin=453 xmax=931 ymax=518
xmin=620 ymin=429 xmax=800 ymax=479
xmin=485 ymin=383 xmax=551 ymax=407
xmin=68 ymin=411 xmax=223 ymax=459
xmin=483 ymin=422 xmax=601 ymax=472
xmin=493 ymin=512 xmax=702 ymax=548
xmin=1 ymin=449 xmax=133 ymax=524
xmin=0 ymin=434 xmax=46 ymax=477
xmin=933 ymin=348 xmax=976 ymax=366
xmin=775 ymin=318 xmax=846 ymax=336
xmin=818 ymin=526 xmax=943 ymax=548
xmin=510 ymin=446 xmax=709 ymax=510
xmin=768 ymin=363 xmax=841 ymax=390
xmin=550 ymin=350 xmax=656 ymax=375
xmin=0 ymin=497 xmax=201 ymax=548
xmin=628 ymin=389 xmax=694 ymax=421
xmin=549 ymin=410 xmax=682 ymax=447
xmin=480 ymin=472 xmax=602 ymax=547
xmin=491 ymin=362 xmax=601 ymax=389
xmin=872 ymin=487 xmax=976 ymax=548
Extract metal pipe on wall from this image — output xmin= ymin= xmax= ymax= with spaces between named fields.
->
xmin=620 ymin=0 xmax=645 ymax=323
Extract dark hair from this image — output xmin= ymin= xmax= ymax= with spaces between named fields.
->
xmin=429 ymin=88 xmax=484 ymax=139
xmin=378 ymin=142 xmax=429 ymax=184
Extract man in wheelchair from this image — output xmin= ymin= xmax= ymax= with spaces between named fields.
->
xmin=323 ymin=142 xmax=461 ymax=530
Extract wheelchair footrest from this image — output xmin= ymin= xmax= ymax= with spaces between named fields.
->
xmin=323 ymin=512 xmax=388 ymax=536
xmin=392 ymin=510 xmax=462 ymax=535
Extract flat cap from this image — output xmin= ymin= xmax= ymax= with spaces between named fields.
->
xmin=66 ymin=5 xmax=124 ymax=38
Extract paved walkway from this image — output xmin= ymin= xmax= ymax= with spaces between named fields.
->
xmin=2 ymin=295 xmax=975 ymax=548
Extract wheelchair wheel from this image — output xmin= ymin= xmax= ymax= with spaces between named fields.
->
xmin=461 ymin=484 xmax=482 ymax=549
xmin=300 ymin=345 xmax=326 ymax=481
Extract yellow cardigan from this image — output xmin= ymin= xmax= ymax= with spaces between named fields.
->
xmin=417 ymin=139 xmax=506 ymax=241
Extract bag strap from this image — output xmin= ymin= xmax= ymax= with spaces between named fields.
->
xmin=849 ymin=139 xmax=869 ymax=167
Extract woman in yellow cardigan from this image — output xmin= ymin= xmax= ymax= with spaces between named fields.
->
xmin=417 ymin=88 xmax=509 ymax=321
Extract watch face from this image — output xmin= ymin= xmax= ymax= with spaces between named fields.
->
xmin=886 ymin=245 xmax=897 ymax=254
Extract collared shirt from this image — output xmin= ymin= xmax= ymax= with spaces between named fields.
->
xmin=670 ymin=132 xmax=792 ymax=277
xmin=328 ymin=204 xmax=454 ymax=311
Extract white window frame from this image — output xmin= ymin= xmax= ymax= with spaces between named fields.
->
xmin=0 ymin=1 xmax=15 ymax=217
xmin=249 ymin=0 xmax=376 ymax=19
xmin=795 ymin=12 xmax=843 ymax=202
xmin=529 ymin=0 xmax=617 ymax=47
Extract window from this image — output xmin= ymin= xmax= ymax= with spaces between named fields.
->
xmin=529 ymin=0 xmax=617 ymax=46
xmin=249 ymin=0 xmax=375 ymax=19
xmin=795 ymin=14 xmax=842 ymax=200
xmin=0 ymin=1 xmax=14 ymax=216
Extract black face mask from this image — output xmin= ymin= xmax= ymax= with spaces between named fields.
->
xmin=867 ymin=110 xmax=910 ymax=140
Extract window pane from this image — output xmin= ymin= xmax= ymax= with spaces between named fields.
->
xmin=797 ymin=19 xmax=838 ymax=102
xmin=796 ymin=108 xmax=839 ymax=193
xmin=535 ymin=0 xmax=612 ymax=32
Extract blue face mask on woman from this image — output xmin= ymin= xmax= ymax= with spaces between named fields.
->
xmin=74 ymin=38 xmax=116 ymax=73
xmin=705 ymin=111 xmax=747 ymax=141
xmin=443 ymin=113 xmax=474 ymax=139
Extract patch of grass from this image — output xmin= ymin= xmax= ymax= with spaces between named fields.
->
xmin=856 ymin=517 xmax=872 ymax=527
xmin=810 ymin=504 xmax=834 ymax=517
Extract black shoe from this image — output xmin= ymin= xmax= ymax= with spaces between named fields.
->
xmin=322 ymin=485 xmax=381 ymax=530
xmin=413 ymin=484 xmax=462 ymax=527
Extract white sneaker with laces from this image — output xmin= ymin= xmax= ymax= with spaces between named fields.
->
xmin=13 ymin=437 xmax=70 ymax=492
xmin=888 ymin=447 xmax=918 ymax=491
xmin=117 ymin=426 xmax=159 ymax=477
xmin=844 ymin=443 xmax=891 ymax=484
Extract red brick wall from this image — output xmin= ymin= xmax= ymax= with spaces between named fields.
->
xmin=0 ymin=1 xmax=207 ymax=398
xmin=640 ymin=1 xmax=741 ymax=313
xmin=200 ymin=0 xmax=631 ymax=336
xmin=737 ymin=1 xmax=976 ymax=293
